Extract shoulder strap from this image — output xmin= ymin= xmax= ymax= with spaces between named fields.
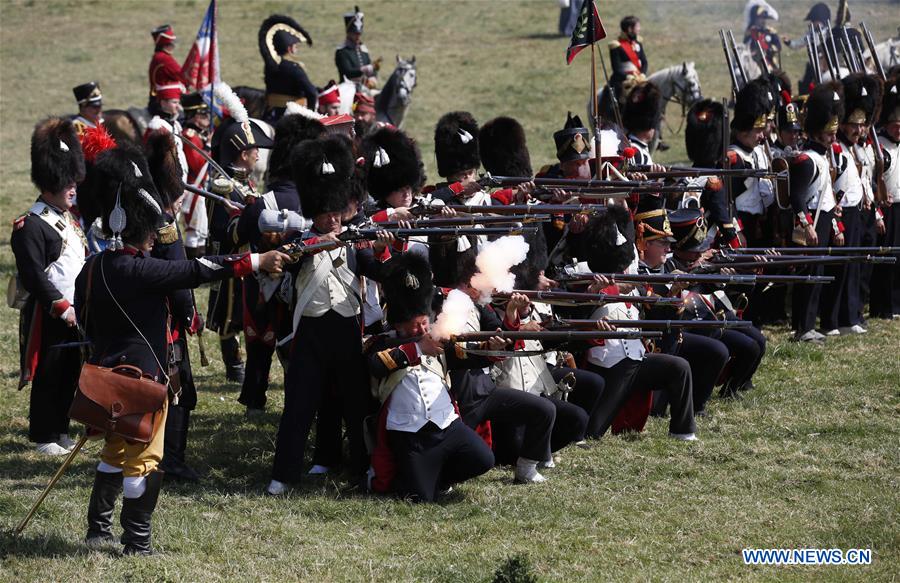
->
xmin=81 ymin=255 xmax=97 ymax=329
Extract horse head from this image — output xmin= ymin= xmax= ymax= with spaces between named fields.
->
xmin=678 ymin=61 xmax=703 ymax=106
xmin=393 ymin=55 xmax=417 ymax=105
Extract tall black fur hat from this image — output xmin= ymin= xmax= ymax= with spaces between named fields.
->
xmin=841 ymin=73 xmax=884 ymax=126
xmin=362 ymin=127 xmax=424 ymax=202
xmin=144 ymin=130 xmax=184 ymax=210
xmin=685 ymin=99 xmax=724 ymax=166
xmin=434 ymin=111 xmax=480 ymax=178
xmin=622 ymin=81 xmax=663 ymax=133
xmin=87 ymin=144 xmax=166 ymax=245
xmin=732 ymin=78 xmax=775 ymax=131
xmin=479 ymin=116 xmax=533 ymax=177
xmin=382 ymin=253 xmax=436 ymax=325
xmin=268 ymin=112 xmax=325 ymax=182
xmin=880 ymin=77 xmax=900 ymax=126
xmin=580 ymin=205 xmax=636 ymax=273
xmin=291 ymin=135 xmax=354 ymax=219
xmin=511 ymin=227 xmax=548 ymax=291
xmin=31 ymin=117 xmax=85 ymax=194
xmin=429 ymin=243 xmax=477 ymax=289
xmin=804 ymin=81 xmax=844 ymax=135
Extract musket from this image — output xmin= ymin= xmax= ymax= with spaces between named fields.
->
xmin=837 ymin=26 xmax=858 ymax=73
xmin=628 ymin=165 xmax=786 ymax=179
xmin=728 ymin=246 xmax=900 ymax=255
xmin=859 ymin=21 xmax=890 ymax=205
xmin=806 ymin=27 xmax=824 ymax=85
xmin=720 ymin=29 xmax=742 ymax=96
xmin=533 ymin=185 xmax=703 ymax=200
xmin=551 ymin=318 xmax=753 ymax=331
xmin=479 ymin=174 xmax=645 ymax=189
xmin=410 ymin=203 xmax=609 ymax=217
xmin=860 ymin=22 xmax=887 ymax=80
xmin=698 ymin=255 xmax=896 ymax=271
xmin=728 ymin=30 xmax=749 ymax=87
xmin=555 ymin=272 xmax=835 ymax=285
xmin=368 ymin=215 xmax=550 ymax=229
xmin=598 ymin=51 xmax=624 ymax=129
xmin=450 ymin=330 xmax=663 ymax=342
xmin=825 ymin=21 xmax=844 ymax=79
xmin=753 ymin=38 xmax=772 ymax=76
xmin=492 ymin=290 xmax=683 ymax=306
xmin=816 ymin=23 xmax=839 ymax=80
xmin=173 ymin=133 xmax=249 ymax=202
xmin=184 ymin=184 xmax=246 ymax=211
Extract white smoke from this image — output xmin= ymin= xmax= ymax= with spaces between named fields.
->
xmin=430 ymin=289 xmax=475 ymax=341
xmin=469 ymin=236 xmax=530 ymax=304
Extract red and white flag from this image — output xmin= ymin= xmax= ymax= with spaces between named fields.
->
xmin=181 ymin=0 xmax=220 ymax=96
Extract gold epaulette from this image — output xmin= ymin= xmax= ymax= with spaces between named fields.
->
xmin=608 ymin=40 xmax=621 ymax=49
xmin=183 ymin=127 xmax=197 ymax=138
xmin=377 ymin=349 xmax=399 ymax=371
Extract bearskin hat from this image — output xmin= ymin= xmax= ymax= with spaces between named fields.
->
xmin=621 ymin=81 xmax=663 ymax=134
xmin=84 ymin=144 xmax=166 ymax=245
xmin=479 ymin=116 xmax=533 ymax=177
xmin=804 ymin=81 xmax=844 ymax=135
xmin=880 ymin=78 xmax=900 ymax=126
xmin=511 ymin=227 xmax=548 ymax=291
xmin=291 ymin=135 xmax=355 ymax=219
xmin=144 ymin=130 xmax=185 ymax=210
xmin=685 ymin=99 xmax=724 ymax=166
xmin=362 ymin=127 xmax=424 ymax=203
xmin=268 ymin=112 xmax=325 ymax=182
xmin=429 ymin=243 xmax=477 ymax=289
xmin=580 ymin=205 xmax=636 ymax=274
xmin=732 ymin=78 xmax=775 ymax=132
xmin=434 ymin=111 xmax=480 ymax=178
xmin=31 ymin=117 xmax=85 ymax=194
xmin=841 ymin=74 xmax=884 ymax=126
xmin=382 ymin=253 xmax=436 ymax=325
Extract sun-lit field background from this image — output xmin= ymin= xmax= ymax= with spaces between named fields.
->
xmin=1 ymin=1 xmax=898 ymax=580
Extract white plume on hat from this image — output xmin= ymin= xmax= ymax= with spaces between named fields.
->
xmin=285 ymin=101 xmax=325 ymax=120
xmin=214 ymin=82 xmax=248 ymax=124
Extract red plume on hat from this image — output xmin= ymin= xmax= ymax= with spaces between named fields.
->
xmin=80 ymin=125 xmax=118 ymax=163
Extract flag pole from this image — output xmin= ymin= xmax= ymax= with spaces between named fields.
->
xmin=588 ymin=1 xmax=602 ymax=180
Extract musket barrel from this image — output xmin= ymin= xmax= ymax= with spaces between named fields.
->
xmin=555 ymin=319 xmax=753 ymax=330
xmin=493 ymin=290 xmax=683 ymax=305
xmin=184 ymin=184 xmax=246 ymax=210
xmin=450 ymin=330 xmax=662 ymax=342
xmin=729 ymin=247 xmax=900 ymax=255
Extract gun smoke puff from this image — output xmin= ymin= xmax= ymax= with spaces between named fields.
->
xmin=431 ymin=289 xmax=475 ymax=341
xmin=469 ymin=236 xmax=530 ymax=304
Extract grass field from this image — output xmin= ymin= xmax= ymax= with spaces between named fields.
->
xmin=1 ymin=1 xmax=899 ymax=581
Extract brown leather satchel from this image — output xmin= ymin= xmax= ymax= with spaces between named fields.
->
xmin=69 ymin=364 xmax=167 ymax=443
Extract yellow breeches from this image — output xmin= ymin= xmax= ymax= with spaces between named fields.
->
xmin=99 ymin=400 xmax=168 ymax=478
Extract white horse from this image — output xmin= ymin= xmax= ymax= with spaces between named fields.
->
xmin=375 ymin=56 xmax=418 ymax=128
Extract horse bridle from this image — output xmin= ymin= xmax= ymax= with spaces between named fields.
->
xmin=663 ymin=74 xmax=699 ymax=134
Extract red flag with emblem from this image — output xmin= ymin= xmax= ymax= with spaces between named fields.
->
xmin=566 ymin=0 xmax=607 ymax=64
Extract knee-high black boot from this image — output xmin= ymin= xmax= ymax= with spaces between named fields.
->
xmin=159 ymin=405 xmax=200 ymax=481
xmin=85 ymin=470 xmax=123 ymax=545
xmin=221 ymin=336 xmax=245 ymax=384
xmin=120 ymin=471 xmax=164 ymax=556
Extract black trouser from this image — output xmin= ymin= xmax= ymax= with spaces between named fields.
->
xmin=793 ymin=211 xmax=834 ymax=334
xmin=659 ymin=332 xmax=728 ymax=415
xmin=238 ymin=341 xmax=275 ymax=409
xmin=387 ymin=419 xmax=495 ymax=502
xmin=859 ymin=205 xmax=878 ymax=315
xmin=464 ymin=388 xmax=555 ymax=463
xmin=312 ymin=384 xmax=344 ymax=468
xmin=584 ymin=359 xmax=642 ymax=438
xmin=821 ymin=206 xmax=862 ymax=329
xmin=871 ymin=202 xmax=900 ymax=318
xmin=28 ymin=314 xmax=80 ymax=443
xmin=490 ymin=394 xmax=589 ymax=465
xmin=552 ymin=367 xmax=604 ymax=428
xmin=271 ymin=312 xmax=371 ymax=483
xmin=632 ymin=353 xmax=696 ymax=435
xmin=739 ymin=209 xmax=787 ymax=325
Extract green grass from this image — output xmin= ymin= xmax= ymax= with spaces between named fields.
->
xmin=2 ymin=1 xmax=900 ymax=581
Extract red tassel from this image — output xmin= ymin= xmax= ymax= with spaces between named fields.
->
xmin=79 ymin=125 xmax=117 ymax=163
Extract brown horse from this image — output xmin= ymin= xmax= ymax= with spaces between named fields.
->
xmin=101 ymin=108 xmax=149 ymax=145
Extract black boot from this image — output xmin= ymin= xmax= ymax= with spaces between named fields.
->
xmin=85 ymin=470 xmax=123 ymax=545
xmin=221 ymin=337 xmax=245 ymax=384
xmin=120 ymin=471 xmax=164 ymax=556
xmin=158 ymin=405 xmax=200 ymax=481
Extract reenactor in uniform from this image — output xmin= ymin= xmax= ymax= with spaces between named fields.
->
xmin=352 ymin=91 xmax=378 ymax=140
xmin=147 ymin=24 xmax=185 ymax=112
xmin=822 ymin=74 xmax=884 ymax=336
xmin=335 ymin=6 xmax=379 ymax=90
xmin=789 ymin=82 xmax=844 ymax=343
xmin=621 ymin=81 xmax=663 ymax=167
xmin=235 ymin=112 xmax=325 ymax=416
xmin=608 ymin=16 xmax=648 ymax=100
xmin=743 ymin=0 xmax=782 ymax=70
xmin=206 ymin=100 xmax=274 ymax=383
xmin=871 ymin=79 xmax=900 ymax=319
xmin=259 ymin=15 xmax=317 ymax=123
xmin=74 ymin=142 xmax=285 ymax=555
xmin=11 ymin=118 xmax=86 ymax=455
xmin=179 ymin=92 xmax=212 ymax=258
xmin=317 ymin=80 xmax=343 ymax=117
xmin=71 ymin=81 xmax=103 ymax=137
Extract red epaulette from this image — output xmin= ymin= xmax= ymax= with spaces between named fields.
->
xmin=12 ymin=214 xmax=27 ymax=231
xmin=791 ymin=153 xmax=810 ymax=164
xmin=706 ymin=176 xmax=723 ymax=192
xmin=726 ymin=151 xmax=740 ymax=166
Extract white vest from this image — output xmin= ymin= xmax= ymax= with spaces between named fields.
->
xmin=800 ymin=148 xmax=836 ymax=213
xmin=30 ymin=201 xmax=86 ymax=304
xmin=732 ymin=145 xmax=774 ymax=215
xmin=879 ymin=135 xmax=900 ymax=203
xmin=834 ymin=141 xmax=865 ymax=208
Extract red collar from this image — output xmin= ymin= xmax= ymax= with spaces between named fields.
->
xmin=115 ymin=246 xmax=146 ymax=257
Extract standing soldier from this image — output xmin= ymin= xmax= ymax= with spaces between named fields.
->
xmin=608 ymin=16 xmax=648 ymax=101
xmin=335 ymin=6 xmax=380 ymax=91
xmin=621 ymin=81 xmax=663 ymax=167
xmin=11 ymin=118 xmax=86 ymax=455
xmin=180 ymin=92 xmax=212 ymax=258
xmin=71 ymin=81 xmax=103 ymax=137
xmin=743 ymin=0 xmax=782 ymax=70
xmin=789 ymin=82 xmax=844 ymax=343
xmin=259 ymin=14 xmax=317 ymax=123
xmin=147 ymin=25 xmax=185 ymax=112
xmin=870 ymin=79 xmax=900 ymax=319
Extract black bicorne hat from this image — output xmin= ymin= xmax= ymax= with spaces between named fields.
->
xmin=479 ymin=116 xmax=533 ymax=177
xmin=213 ymin=118 xmax=275 ymax=169
xmin=434 ymin=111 xmax=480 ymax=178
xmin=258 ymin=14 xmax=313 ymax=69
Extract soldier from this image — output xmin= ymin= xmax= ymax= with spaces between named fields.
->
xmin=608 ymin=16 xmax=648 ymax=100
xmin=147 ymin=25 xmax=185 ymax=112
xmin=206 ymin=95 xmax=274 ymax=383
xmin=11 ymin=118 xmax=86 ymax=455
xmin=317 ymin=80 xmax=343 ymax=117
xmin=74 ymin=143 xmax=285 ymax=555
xmin=871 ymin=79 xmax=900 ymax=319
xmin=236 ymin=112 xmax=325 ymax=416
xmin=71 ymin=81 xmax=103 ymax=137
xmin=335 ymin=6 xmax=379 ymax=90
xmin=822 ymin=74 xmax=884 ymax=336
xmin=621 ymin=81 xmax=663 ymax=167
xmin=179 ymin=92 xmax=211 ymax=258
xmin=259 ymin=14 xmax=317 ymax=123
xmin=352 ymin=92 xmax=377 ymax=139
xmin=743 ymin=0 xmax=782 ymax=70
xmin=789 ymin=82 xmax=844 ymax=343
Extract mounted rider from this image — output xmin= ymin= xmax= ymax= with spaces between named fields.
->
xmin=608 ymin=16 xmax=648 ymax=101
xmin=259 ymin=14 xmax=318 ymax=123
xmin=71 ymin=81 xmax=103 ymax=137
xmin=147 ymin=25 xmax=186 ymax=113
xmin=335 ymin=6 xmax=380 ymax=92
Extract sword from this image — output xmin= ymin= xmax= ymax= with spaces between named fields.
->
xmin=173 ymin=134 xmax=247 ymax=202
xmin=15 ymin=435 xmax=89 ymax=535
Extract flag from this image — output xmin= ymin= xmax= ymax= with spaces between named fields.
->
xmin=566 ymin=0 xmax=606 ymax=64
xmin=181 ymin=0 xmax=220 ymax=106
